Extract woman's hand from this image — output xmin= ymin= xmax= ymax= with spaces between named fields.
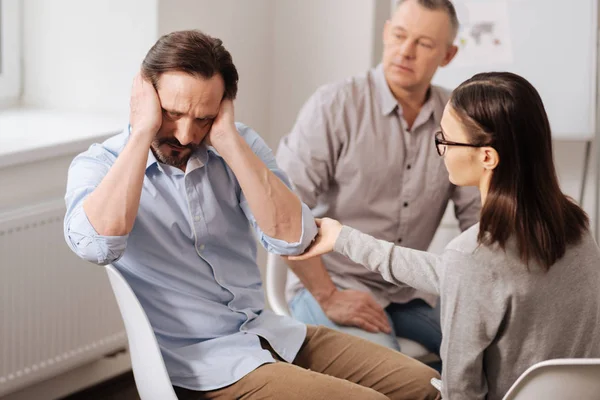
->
xmin=287 ymin=218 xmax=343 ymax=261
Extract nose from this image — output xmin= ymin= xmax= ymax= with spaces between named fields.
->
xmin=174 ymin=118 xmax=198 ymax=146
xmin=399 ymin=39 xmax=417 ymax=59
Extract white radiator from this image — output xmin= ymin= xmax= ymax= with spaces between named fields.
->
xmin=0 ymin=200 xmax=127 ymax=397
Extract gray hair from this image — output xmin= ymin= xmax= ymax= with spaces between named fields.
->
xmin=395 ymin=0 xmax=460 ymax=43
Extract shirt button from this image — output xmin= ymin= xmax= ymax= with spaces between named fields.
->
xmin=199 ymin=244 xmax=205 ymax=251
xmin=403 ymin=202 xmax=408 ymax=207
xmin=194 ymin=215 xmax=201 ymax=222
xmin=398 ymin=238 xmax=403 ymax=244
xmin=407 ymin=164 xmax=411 ymax=170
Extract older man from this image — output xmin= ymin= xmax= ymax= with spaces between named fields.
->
xmin=277 ymin=0 xmax=480 ymax=367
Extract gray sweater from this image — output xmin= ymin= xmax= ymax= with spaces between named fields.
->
xmin=335 ymin=223 xmax=600 ymax=400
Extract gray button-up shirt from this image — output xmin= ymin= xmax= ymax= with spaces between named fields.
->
xmin=276 ymin=64 xmax=480 ymax=307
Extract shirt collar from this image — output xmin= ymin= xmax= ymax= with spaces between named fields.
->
xmin=146 ymin=149 xmax=159 ymax=170
xmin=417 ymin=89 xmax=436 ymax=124
xmin=185 ymin=144 xmax=222 ymax=173
xmin=373 ymin=64 xmax=398 ymax=116
xmin=145 ymin=143 xmax=223 ymax=174
xmin=372 ymin=64 xmax=445 ymax=125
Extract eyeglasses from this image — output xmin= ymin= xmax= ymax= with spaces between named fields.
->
xmin=434 ymin=130 xmax=488 ymax=156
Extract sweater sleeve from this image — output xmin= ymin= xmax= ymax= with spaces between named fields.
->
xmin=334 ymin=226 xmax=442 ymax=295
xmin=439 ymin=249 xmax=508 ymax=400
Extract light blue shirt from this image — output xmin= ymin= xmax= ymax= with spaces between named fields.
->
xmin=64 ymin=123 xmax=318 ymax=391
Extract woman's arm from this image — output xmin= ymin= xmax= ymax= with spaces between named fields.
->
xmin=439 ymin=250 xmax=506 ymax=400
xmin=289 ymin=218 xmax=442 ymax=295
xmin=335 ymin=226 xmax=442 ymax=295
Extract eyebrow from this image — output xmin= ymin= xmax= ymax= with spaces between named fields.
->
xmin=392 ymin=26 xmax=436 ymax=43
xmin=162 ymin=107 xmax=184 ymax=116
xmin=162 ymin=107 xmax=217 ymax=120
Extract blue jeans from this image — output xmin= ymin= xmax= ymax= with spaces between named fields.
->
xmin=289 ymin=289 xmax=442 ymax=370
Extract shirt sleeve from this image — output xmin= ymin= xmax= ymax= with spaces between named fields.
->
xmin=439 ymin=250 xmax=507 ymax=400
xmin=236 ymin=123 xmax=318 ymax=256
xmin=63 ymin=144 xmax=129 ymax=265
xmin=275 ymin=87 xmax=345 ymax=208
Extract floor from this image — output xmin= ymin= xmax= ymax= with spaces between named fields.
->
xmin=59 ymin=372 xmax=140 ymax=400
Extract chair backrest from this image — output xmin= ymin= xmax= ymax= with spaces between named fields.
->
xmin=105 ymin=264 xmax=178 ymax=400
xmin=264 ymin=253 xmax=434 ymax=361
xmin=265 ymin=252 xmax=291 ymax=316
xmin=503 ymin=358 xmax=600 ymax=400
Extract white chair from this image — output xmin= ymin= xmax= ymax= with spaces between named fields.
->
xmin=502 ymin=358 xmax=600 ymax=400
xmin=105 ymin=264 xmax=178 ymax=400
xmin=265 ymin=252 xmax=434 ymax=360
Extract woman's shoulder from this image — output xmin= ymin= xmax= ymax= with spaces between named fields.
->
xmin=442 ymin=224 xmax=511 ymax=281
xmin=445 ymin=223 xmax=481 ymax=254
xmin=561 ymin=228 xmax=600 ymax=267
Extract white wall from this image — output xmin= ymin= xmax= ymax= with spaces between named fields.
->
xmin=269 ymin=0 xmax=378 ymax=148
xmin=22 ymin=0 xmax=158 ymax=116
xmin=0 ymin=0 xmax=23 ymax=106
xmin=556 ymin=141 xmax=597 ymax=233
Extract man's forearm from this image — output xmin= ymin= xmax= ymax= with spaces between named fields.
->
xmin=83 ymin=135 xmax=152 ymax=236
xmin=284 ymin=256 xmax=337 ymax=303
xmin=215 ymin=133 xmax=303 ymax=242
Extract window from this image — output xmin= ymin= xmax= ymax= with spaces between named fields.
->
xmin=0 ymin=0 xmax=22 ymax=105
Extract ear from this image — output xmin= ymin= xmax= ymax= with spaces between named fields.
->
xmin=440 ymin=45 xmax=458 ymax=67
xmin=480 ymin=147 xmax=499 ymax=171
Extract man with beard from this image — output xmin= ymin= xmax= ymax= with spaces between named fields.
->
xmin=64 ymin=30 xmax=440 ymax=400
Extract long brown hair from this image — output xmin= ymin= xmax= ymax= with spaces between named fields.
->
xmin=141 ymin=30 xmax=238 ymax=99
xmin=450 ymin=72 xmax=589 ymax=269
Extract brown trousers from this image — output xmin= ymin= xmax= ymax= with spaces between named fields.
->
xmin=174 ymin=325 xmax=441 ymax=400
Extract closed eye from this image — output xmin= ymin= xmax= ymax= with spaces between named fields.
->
xmin=162 ymin=109 xmax=184 ymax=120
xmin=418 ymin=39 xmax=434 ymax=49
xmin=196 ymin=117 xmax=214 ymax=127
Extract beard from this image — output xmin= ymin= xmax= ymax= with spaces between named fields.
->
xmin=150 ymin=137 xmax=200 ymax=168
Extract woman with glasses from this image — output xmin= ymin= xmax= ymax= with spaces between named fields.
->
xmin=288 ymin=72 xmax=600 ymax=400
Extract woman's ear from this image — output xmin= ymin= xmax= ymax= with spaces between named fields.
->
xmin=480 ymin=147 xmax=499 ymax=171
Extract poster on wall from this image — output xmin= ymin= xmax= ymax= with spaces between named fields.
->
xmin=452 ymin=1 xmax=514 ymax=66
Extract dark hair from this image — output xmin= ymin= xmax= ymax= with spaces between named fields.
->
xmin=450 ymin=72 xmax=589 ymax=269
xmin=141 ymin=30 xmax=238 ymax=99
xmin=396 ymin=0 xmax=459 ymax=41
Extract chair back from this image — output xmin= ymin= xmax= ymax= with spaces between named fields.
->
xmin=265 ymin=253 xmax=291 ymax=316
xmin=503 ymin=358 xmax=600 ymax=400
xmin=264 ymin=253 xmax=433 ymax=360
xmin=105 ymin=264 xmax=178 ymax=400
